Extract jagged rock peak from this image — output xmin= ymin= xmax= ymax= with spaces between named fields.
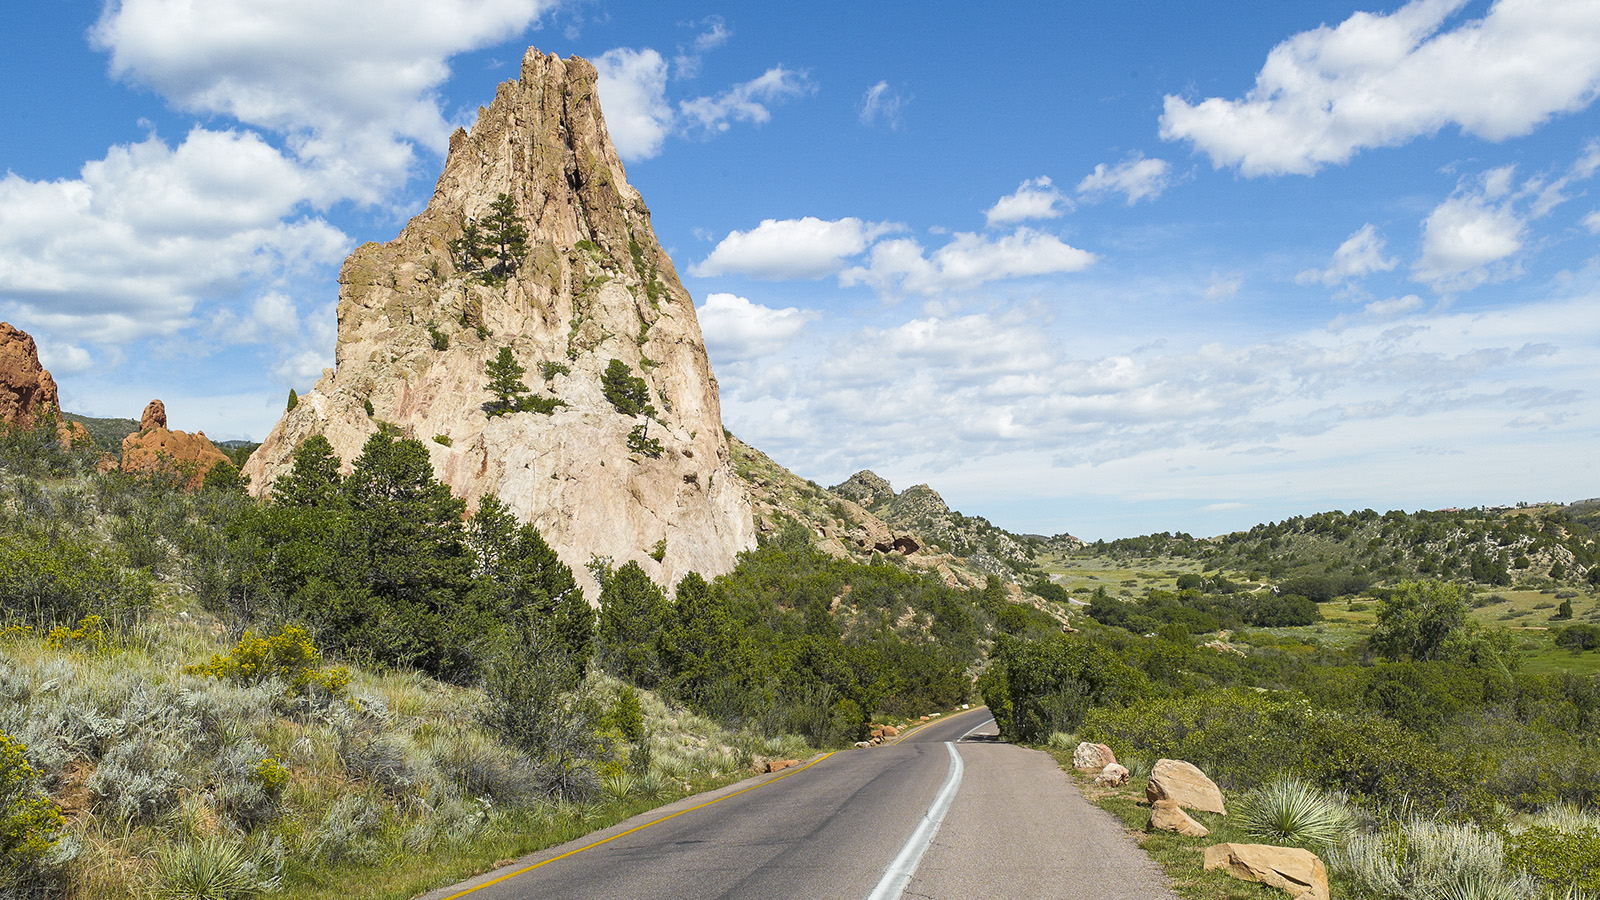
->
xmin=892 ymin=484 xmax=952 ymax=520
xmin=830 ymin=470 xmax=895 ymax=511
xmin=140 ymin=399 xmax=167 ymax=431
xmin=242 ymin=47 xmax=755 ymax=597
xmin=0 ymin=322 xmax=89 ymax=445
xmin=122 ymin=399 xmax=229 ymax=490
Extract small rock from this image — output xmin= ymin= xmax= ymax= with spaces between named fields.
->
xmin=1073 ymin=741 xmax=1118 ymax=771
xmin=1203 ymin=843 xmax=1328 ymax=900
xmin=765 ymin=759 xmax=799 ymax=773
xmin=1149 ymin=799 xmax=1208 ymax=837
xmin=1146 ymin=758 xmax=1226 ymax=814
xmin=881 ymin=725 xmax=900 ymax=738
xmin=854 ymin=741 xmax=871 ymax=749
xmin=1095 ymin=763 xmax=1131 ymax=787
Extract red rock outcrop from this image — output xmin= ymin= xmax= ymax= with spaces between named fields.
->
xmin=121 ymin=400 xmax=230 ymax=489
xmin=0 ymin=322 xmax=90 ymax=445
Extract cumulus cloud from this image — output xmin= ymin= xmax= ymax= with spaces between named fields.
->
xmin=691 ymin=217 xmax=897 ymax=279
xmin=1205 ymin=272 xmax=1243 ymax=300
xmin=0 ymin=128 xmax=349 ymax=343
xmin=840 ymin=228 xmax=1096 ymax=296
xmin=1298 ymin=224 xmax=1400 ymax=287
xmin=1160 ymin=0 xmax=1600 ymax=176
xmin=985 ymin=177 xmax=1068 ymax=225
xmin=1414 ymin=167 xmax=1526 ymax=290
xmin=91 ymin=0 xmax=557 ymax=202
xmin=696 ymin=293 xmax=819 ymax=362
xmin=596 ymin=47 xmax=812 ymax=160
xmin=595 ymin=48 xmax=674 ymax=160
xmin=1076 ymin=154 xmax=1171 ymax=204
xmin=859 ymin=80 xmax=909 ymax=128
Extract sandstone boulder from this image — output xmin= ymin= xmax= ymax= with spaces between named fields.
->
xmin=1073 ymin=742 xmax=1117 ymax=771
xmin=240 ymin=48 xmax=754 ymax=600
xmin=0 ymin=322 xmax=89 ymax=445
xmin=881 ymin=725 xmax=900 ymax=738
xmin=1146 ymin=758 xmax=1226 ymax=815
xmin=1095 ymin=763 xmax=1131 ymax=787
xmin=1149 ymin=799 xmax=1208 ymax=837
xmin=1203 ymin=843 xmax=1328 ymax=900
xmin=121 ymin=400 xmax=231 ymax=490
xmin=765 ymin=759 xmax=799 ymax=773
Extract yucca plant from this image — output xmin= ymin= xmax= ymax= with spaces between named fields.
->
xmin=1236 ymin=777 xmax=1355 ymax=849
xmin=1424 ymin=871 xmax=1537 ymax=900
xmin=151 ymin=837 xmax=277 ymax=900
xmin=603 ymin=772 xmax=636 ymax=801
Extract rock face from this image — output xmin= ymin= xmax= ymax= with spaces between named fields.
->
xmin=121 ymin=400 xmax=230 ymax=489
xmin=831 ymin=470 xmax=896 ymax=511
xmin=1146 ymin=759 xmax=1227 ymax=815
xmin=1149 ymin=799 xmax=1208 ymax=837
xmin=0 ymin=322 xmax=88 ymax=444
xmin=1203 ymin=844 xmax=1328 ymax=900
xmin=241 ymin=48 xmax=754 ymax=596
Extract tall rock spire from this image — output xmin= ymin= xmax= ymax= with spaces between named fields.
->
xmin=243 ymin=48 xmax=755 ymax=594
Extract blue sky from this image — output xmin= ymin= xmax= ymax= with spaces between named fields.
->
xmin=2 ymin=0 xmax=1598 ymax=540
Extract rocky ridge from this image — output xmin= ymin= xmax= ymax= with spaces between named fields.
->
xmin=242 ymin=48 xmax=754 ymax=595
xmin=120 ymin=400 xmax=230 ymax=489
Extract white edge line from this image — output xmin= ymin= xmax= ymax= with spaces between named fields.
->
xmin=958 ymin=717 xmax=995 ymax=740
xmin=864 ymin=741 xmax=964 ymax=900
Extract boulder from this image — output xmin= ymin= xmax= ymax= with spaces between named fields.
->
xmin=765 ymin=759 xmax=799 ymax=773
xmin=121 ymin=399 xmax=231 ymax=490
xmin=1148 ymin=799 xmax=1208 ymax=837
xmin=881 ymin=725 xmax=900 ymax=738
xmin=1203 ymin=843 xmax=1328 ymax=900
xmin=1073 ymin=742 xmax=1117 ymax=771
xmin=1095 ymin=763 xmax=1131 ymax=787
xmin=1146 ymin=758 xmax=1226 ymax=814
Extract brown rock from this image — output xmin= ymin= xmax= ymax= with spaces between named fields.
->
xmin=881 ymin=725 xmax=900 ymax=738
xmin=0 ymin=322 xmax=89 ymax=445
xmin=240 ymin=48 xmax=755 ymax=601
xmin=1146 ymin=758 xmax=1226 ymax=815
xmin=765 ymin=759 xmax=799 ymax=773
xmin=1073 ymin=741 xmax=1118 ymax=771
xmin=1203 ymin=843 xmax=1328 ymax=900
xmin=1095 ymin=763 xmax=1131 ymax=787
xmin=121 ymin=399 xmax=230 ymax=490
xmin=1148 ymin=799 xmax=1208 ymax=837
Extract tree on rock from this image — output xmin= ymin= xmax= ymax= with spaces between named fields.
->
xmin=602 ymin=359 xmax=654 ymax=418
xmin=451 ymin=193 xmax=528 ymax=285
xmin=484 ymin=348 xmax=531 ymax=417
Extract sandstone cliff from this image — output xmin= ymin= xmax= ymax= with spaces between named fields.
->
xmin=242 ymin=48 xmax=754 ymax=595
xmin=0 ymin=322 xmax=90 ymax=445
xmin=121 ymin=399 xmax=231 ymax=489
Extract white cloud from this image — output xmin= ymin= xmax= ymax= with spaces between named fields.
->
xmin=1160 ymin=0 xmax=1600 ymax=176
xmin=678 ymin=66 xmax=813 ymax=136
xmin=840 ymin=228 xmax=1096 ymax=296
xmin=673 ymin=16 xmax=730 ymax=77
xmin=91 ymin=0 xmax=557 ymax=203
xmin=36 ymin=342 xmax=93 ymax=375
xmin=1414 ymin=168 xmax=1525 ymax=290
xmin=690 ymin=217 xmax=895 ymax=279
xmin=696 ymin=293 xmax=819 ymax=362
xmin=0 ymin=128 xmax=349 ymax=343
xmin=859 ymin=80 xmax=909 ymax=128
xmin=1297 ymin=224 xmax=1399 ymax=287
xmin=1205 ymin=272 xmax=1243 ymax=300
xmin=1586 ymin=210 xmax=1600 ymax=233
xmin=1076 ymin=154 xmax=1171 ymax=204
xmin=595 ymin=48 xmax=673 ymax=161
xmin=985 ymin=177 xmax=1068 ymax=225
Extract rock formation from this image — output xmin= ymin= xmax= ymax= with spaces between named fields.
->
xmin=1146 ymin=758 xmax=1227 ymax=815
xmin=0 ymin=322 xmax=89 ymax=445
xmin=1149 ymin=799 xmax=1208 ymax=837
xmin=1203 ymin=844 xmax=1328 ymax=900
xmin=121 ymin=400 xmax=230 ymax=489
xmin=242 ymin=48 xmax=754 ymax=596
xmin=1073 ymin=741 xmax=1118 ymax=771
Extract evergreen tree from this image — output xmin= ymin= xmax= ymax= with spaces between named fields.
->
xmin=661 ymin=572 xmax=748 ymax=707
xmin=271 ymin=435 xmax=343 ymax=508
xmin=467 ymin=495 xmax=594 ymax=678
xmin=483 ymin=347 xmax=531 ymax=417
xmin=598 ymin=560 xmax=670 ymax=687
xmin=602 ymin=359 xmax=653 ymax=418
xmin=200 ymin=460 xmax=249 ymax=496
xmin=286 ymin=388 xmax=298 ymax=411
xmin=450 ymin=193 xmax=528 ymax=285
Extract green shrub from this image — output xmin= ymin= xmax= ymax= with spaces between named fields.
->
xmin=185 ymin=624 xmax=350 ymax=697
xmin=1 ymin=730 xmax=65 ymax=886
xmin=1506 ymin=825 xmax=1600 ymax=893
xmin=982 ymin=634 xmax=1149 ymax=742
xmin=602 ymin=359 xmax=653 ymax=418
xmin=428 ymin=326 xmax=449 ymax=351
xmin=1235 ymin=777 xmax=1355 ymax=849
xmin=432 ymin=434 xmax=452 ymax=447
xmin=1332 ymin=818 xmax=1531 ymax=900
xmin=539 ymin=361 xmax=570 ymax=381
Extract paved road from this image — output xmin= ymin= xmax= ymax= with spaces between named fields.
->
xmin=419 ymin=709 xmax=1174 ymax=900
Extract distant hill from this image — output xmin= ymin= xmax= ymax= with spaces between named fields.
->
xmin=61 ymin=411 xmax=138 ymax=458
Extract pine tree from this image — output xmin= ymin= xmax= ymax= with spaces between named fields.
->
xmin=450 ymin=193 xmax=528 ymax=285
xmin=602 ymin=359 xmax=653 ymax=418
xmin=286 ymin=388 xmax=298 ymax=411
xmin=271 ymin=435 xmax=343 ymax=508
xmin=483 ymin=347 xmax=530 ymax=417
xmin=598 ymin=561 xmax=670 ymax=688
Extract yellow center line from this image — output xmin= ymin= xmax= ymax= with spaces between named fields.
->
xmin=886 ymin=705 xmax=987 ymax=746
xmin=437 ymin=751 xmax=836 ymax=900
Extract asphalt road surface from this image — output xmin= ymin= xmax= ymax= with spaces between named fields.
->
xmin=419 ymin=708 xmax=1175 ymax=900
